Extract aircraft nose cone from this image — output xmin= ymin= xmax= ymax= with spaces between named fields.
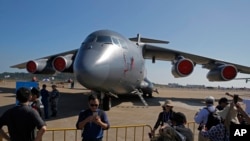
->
xmin=74 ymin=49 xmax=110 ymax=89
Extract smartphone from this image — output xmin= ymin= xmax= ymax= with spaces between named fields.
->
xmin=233 ymin=94 xmax=239 ymax=104
xmin=93 ymin=111 xmax=98 ymax=116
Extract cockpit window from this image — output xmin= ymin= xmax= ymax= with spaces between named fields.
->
xmin=84 ymin=35 xmax=96 ymax=43
xmin=112 ymin=37 xmax=121 ymax=47
xmin=96 ymin=36 xmax=112 ymax=44
xmin=118 ymin=39 xmax=127 ymax=49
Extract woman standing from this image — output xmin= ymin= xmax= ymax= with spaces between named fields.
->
xmin=151 ymin=100 xmax=176 ymax=136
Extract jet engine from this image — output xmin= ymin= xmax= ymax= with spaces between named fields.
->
xmin=52 ymin=54 xmax=74 ymax=73
xmin=207 ymin=64 xmax=237 ymax=81
xmin=26 ymin=59 xmax=55 ymax=74
xmin=171 ymin=57 xmax=194 ymax=78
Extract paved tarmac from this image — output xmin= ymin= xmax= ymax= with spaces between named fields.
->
xmin=1 ymin=80 xmax=250 ymax=141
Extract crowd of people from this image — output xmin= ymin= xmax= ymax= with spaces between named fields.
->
xmin=0 ymin=84 xmax=61 ymax=141
xmin=1 ymin=85 xmax=250 ymax=141
xmin=150 ymin=93 xmax=250 ymax=141
xmin=30 ymin=84 xmax=60 ymax=119
xmin=0 ymin=87 xmax=46 ymax=141
xmin=0 ymin=86 xmax=110 ymax=141
xmin=150 ymin=100 xmax=194 ymax=141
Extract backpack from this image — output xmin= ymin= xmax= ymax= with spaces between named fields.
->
xmin=205 ymin=108 xmax=221 ymax=130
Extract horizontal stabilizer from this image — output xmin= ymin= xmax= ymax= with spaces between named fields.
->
xmin=129 ymin=37 xmax=169 ymax=44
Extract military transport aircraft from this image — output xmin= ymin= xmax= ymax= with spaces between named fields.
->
xmin=11 ymin=30 xmax=250 ymax=110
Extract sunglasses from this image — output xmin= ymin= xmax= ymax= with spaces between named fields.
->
xmin=90 ymin=104 xmax=99 ymax=107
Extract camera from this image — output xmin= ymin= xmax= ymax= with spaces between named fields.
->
xmin=233 ymin=94 xmax=239 ymax=104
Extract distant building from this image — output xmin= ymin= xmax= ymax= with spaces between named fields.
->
xmin=186 ymin=84 xmax=205 ymax=89
xmin=168 ymin=83 xmax=182 ymax=88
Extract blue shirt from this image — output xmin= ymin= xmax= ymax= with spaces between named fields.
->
xmin=40 ymin=88 xmax=49 ymax=102
xmin=76 ymin=109 xmax=110 ymax=140
xmin=194 ymin=105 xmax=215 ymax=125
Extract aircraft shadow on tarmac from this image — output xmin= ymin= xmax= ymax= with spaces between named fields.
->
xmin=47 ymin=92 xmax=209 ymax=120
xmin=104 ymin=93 xmax=208 ymax=109
xmin=0 ymin=87 xmax=17 ymax=116
xmin=0 ymin=86 xmax=212 ymax=121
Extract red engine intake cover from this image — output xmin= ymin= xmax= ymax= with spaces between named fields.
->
xmin=222 ymin=65 xmax=237 ymax=80
xmin=53 ymin=57 xmax=66 ymax=72
xmin=177 ymin=59 xmax=194 ymax=76
xmin=26 ymin=61 xmax=37 ymax=73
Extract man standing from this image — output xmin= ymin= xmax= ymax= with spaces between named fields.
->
xmin=76 ymin=94 xmax=110 ymax=141
xmin=50 ymin=85 xmax=60 ymax=117
xmin=41 ymin=84 xmax=50 ymax=119
xmin=216 ymin=97 xmax=229 ymax=111
xmin=171 ymin=112 xmax=194 ymax=141
xmin=0 ymin=87 xmax=46 ymax=141
xmin=194 ymin=96 xmax=216 ymax=141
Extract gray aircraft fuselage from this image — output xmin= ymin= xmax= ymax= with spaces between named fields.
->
xmin=11 ymin=29 xmax=250 ymax=110
xmin=74 ymin=30 xmax=145 ymax=94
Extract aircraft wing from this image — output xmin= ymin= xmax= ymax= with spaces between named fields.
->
xmin=11 ymin=49 xmax=78 ymax=69
xmin=142 ymin=44 xmax=250 ymax=81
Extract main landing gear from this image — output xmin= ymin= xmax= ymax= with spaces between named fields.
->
xmin=98 ymin=92 xmax=118 ymax=111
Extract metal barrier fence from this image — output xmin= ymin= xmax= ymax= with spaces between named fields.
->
xmin=0 ymin=122 xmax=197 ymax=141
xmin=42 ymin=124 xmax=153 ymax=141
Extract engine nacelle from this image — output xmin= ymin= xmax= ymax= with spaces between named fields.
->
xmin=52 ymin=54 xmax=74 ymax=73
xmin=139 ymin=78 xmax=155 ymax=96
xmin=26 ymin=59 xmax=56 ymax=74
xmin=171 ymin=58 xmax=194 ymax=78
xmin=207 ymin=64 xmax=238 ymax=81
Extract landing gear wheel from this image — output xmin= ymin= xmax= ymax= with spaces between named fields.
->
xmin=148 ymin=93 xmax=153 ymax=98
xmin=143 ymin=92 xmax=153 ymax=98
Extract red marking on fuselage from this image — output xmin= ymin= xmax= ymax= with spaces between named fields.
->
xmin=130 ymin=57 xmax=134 ymax=70
xmin=123 ymin=54 xmax=129 ymax=74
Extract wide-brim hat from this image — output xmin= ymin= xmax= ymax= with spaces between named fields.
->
xmin=216 ymin=104 xmax=239 ymax=124
xmin=162 ymin=100 xmax=175 ymax=107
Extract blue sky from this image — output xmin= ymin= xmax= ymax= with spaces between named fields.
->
xmin=1 ymin=0 xmax=250 ymax=88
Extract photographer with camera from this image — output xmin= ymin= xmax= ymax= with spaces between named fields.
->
xmin=200 ymin=100 xmax=239 ymax=141
xmin=226 ymin=92 xmax=250 ymax=125
xmin=226 ymin=92 xmax=250 ymax=116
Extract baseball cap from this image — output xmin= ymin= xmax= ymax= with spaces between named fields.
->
xmin=205 ymin=96 xmax=215 ymax=104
